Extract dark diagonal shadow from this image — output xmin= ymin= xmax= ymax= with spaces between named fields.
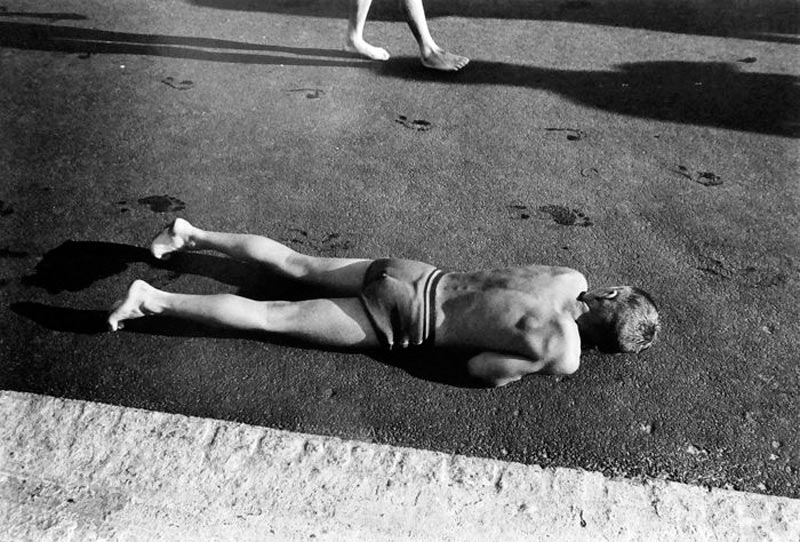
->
xmin=13 ymin=240 xmax=489 ymax=387
xmin=22 ymin=241 xmax=150 ymax=294
xmin=10 ymin=304 xmax=109 ymax=334
xmin=0 ymin=12 xmax=88 ymax=21
xmin=377 ymin=58 xmax=800 ymax=137
xmin=9 ymin=302 xmax=263 ymax=340
xmin=3 ymin=22 xmax=795 ymax=135
xmin=15 ymin=239 xmax=350 ymax=340
xmin=187 ymin=0 xmax=799 ymax=44
xmin=20 ymin=240 xmax=304 ymax=300
xmin=0 ymin=21 xmax=366 ymax=66
xmin=370 ymin=350 xmax=489 ymax=389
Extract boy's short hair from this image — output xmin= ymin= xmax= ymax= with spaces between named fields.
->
xmin=598 ymin=287 xmax=660 ymax=353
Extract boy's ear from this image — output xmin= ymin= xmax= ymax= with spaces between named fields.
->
xmin=598 ymin=288 xmax=619 ymax=300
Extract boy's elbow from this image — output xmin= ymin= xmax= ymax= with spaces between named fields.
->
xmin=551 ymin=353 xmax=580 ymax=375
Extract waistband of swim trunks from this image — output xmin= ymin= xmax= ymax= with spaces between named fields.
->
xmin=422 ymin=268 xmax=445 ymax=347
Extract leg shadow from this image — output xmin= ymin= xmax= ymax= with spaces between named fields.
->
xmin=377 ymin=58 xmax=800 ymax=137
xmin=21 ymin=239 xmax=307 ymax=299
xmin=371 ymin=349 xmax=490 ymax=389
xmin=0 ymin=21 xmax=365 ymax=66
xmin=186 ymin=0 xmax=799 ymax=44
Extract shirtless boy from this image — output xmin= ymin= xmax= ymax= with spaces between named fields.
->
xmin=108 ymin=219 xmax=659 ymax=387
xmin=346 ymin=0 xmax=469 ymax=71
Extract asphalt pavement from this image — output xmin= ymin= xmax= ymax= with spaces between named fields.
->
xmin=1 ymin=0 xmax=798 ymax=499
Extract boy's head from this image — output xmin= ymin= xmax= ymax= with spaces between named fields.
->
xmin=577 ymin=286 xmax=660 ymax=353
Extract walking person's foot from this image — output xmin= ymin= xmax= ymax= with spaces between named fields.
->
xmin=420 ymin=48 xmax=469 ymax=71
xmin=345 ymin=35 xmax=390 ymax=61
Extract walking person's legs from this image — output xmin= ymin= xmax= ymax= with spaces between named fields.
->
xmin=346 ymin=0 xmax=391 ymax=60
xmin=401 ymin=0 xmax=469 ymax=71
xmin=345 ymin=0 xmax=468 ymax=71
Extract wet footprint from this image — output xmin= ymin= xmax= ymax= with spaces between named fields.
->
xmin=288 ymin=88 xmax=325 ymax=99
xmin=287 ymin=229 xmax=353 ymax=254
xmin=580 ymin=167 xmax=600 ymax=178
xmin=697 ymin=255 xmax=788 ymax=288
xmin=697 ymin=255 xmax=735 ymax=280
xmin=674 ymin=165 xmax=723 ymax=187
xmin=0 ymin=200 xmax=13 ymax=217
xmin=539 ymin=205 xmax=593 ymax=227
xmin=507 ymin=204 xmax=532 ymax=220
xmin=115 ymin=199 xmax=132 ymax=214
xmin=695 ymin=171 xmax=723 ymax=186
xmin=545 ymin=127 xmax=586 ymax=141
xmin=396 ymin=115 xmax=432 ymax=132
xmin=161 ymin=77 xmax=195 ymax=91
xmin=137 ymin=195 xmax=186 ymax=213
xmin=0 ymin=247 xmax=29 ymax=259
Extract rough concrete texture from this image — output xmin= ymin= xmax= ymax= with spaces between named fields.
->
xmin=2 ymin=0 xmax=799 ymax=499
xmin=1 ymin=391 xmax=798 ymax=542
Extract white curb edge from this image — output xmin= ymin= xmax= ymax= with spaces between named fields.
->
xmin=1 ymin=390 xmax=798 ymax=542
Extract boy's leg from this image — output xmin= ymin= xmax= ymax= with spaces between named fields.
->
xmin=345 ymin=0 xmax=390 ymax=60
xmin=401 ymin=0 xmax=469 ymax=71
xmin=151 ymin=218 xmax=371 ymax=296
xmin=108 ymin=280 xmax=380 ymax=348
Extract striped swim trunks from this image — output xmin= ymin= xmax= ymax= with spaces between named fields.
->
xmin=359 ymin=258 xmax=444 ymax=350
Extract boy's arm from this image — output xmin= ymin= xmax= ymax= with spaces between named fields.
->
xmin=465 ymin=318 xmax=581 ymax=387
xmin=465 ymin=349 xmax=579 ymax=388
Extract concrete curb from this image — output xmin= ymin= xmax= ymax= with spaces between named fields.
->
xmin=1 ymin=391 xmax=798 ymax=541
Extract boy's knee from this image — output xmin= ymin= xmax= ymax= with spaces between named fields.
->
xmin=284 ymin=253 xmax=315 ymax=278
xmin=262 ymin=300 xmax=300 ymax=332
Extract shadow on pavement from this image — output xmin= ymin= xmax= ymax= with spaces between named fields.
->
xmin=13 ymin=240 xmax=495 ymax=388
xmin=0 ymin=11 xmax=88 ymax=21
xmin=372 ymin=350 xmax=490 ymax=389
xmin=21 ymin=240 xmax=278 ymax=295
xmin=3 ymin=21 xmax=796 ymax=136
xmin=9 ymin=302 xmax=264 ymax=339
xmin=10 ymin=299 xmax=493 ymax=388
xmin=10 ymin=304 xmax=109 ymax=334
xmin=9 ymin=300 xmax=491 ymax=387
xmin=378 ymin=58 xmax=800 ymax=137
xmin=188 ymin=0 xmax=799 ymax=44
xmin=0 ymin=21 xmax=366 ymax=67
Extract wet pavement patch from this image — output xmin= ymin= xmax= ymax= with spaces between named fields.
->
xmin=696 ymin=254 xmax=789 ymax=288
xmin=395 ymin=115 xmax=431 ymax=131
xmin=286 ymin=228 xmax=353 ymax=254
xmin=545 ymin=127 xmax=586 ymax=141
xmin=161 ymin=77 xmax=194 ymax=91
xmin=288 ymin=88 xmax=324 ymax=99
xmin=539 ymin=205 xmax=593 ymax=226
xmin=0 ymin=200 xmax=13 ymax=216
xmin=695 ymin=171 xmax=722 ymax=186
xmin=137 ymin=195 xmax=186 ymax=213
xmin=507 ymin=204 xmax=531 ymax=220
xmin=674 ymin=165 xmax=723 ymax=186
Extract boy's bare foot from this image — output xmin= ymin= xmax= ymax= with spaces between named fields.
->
xmin=151 ymin=217 xmax=195 ymax=260
xmin=421 ymin=48 xmax=469 ymax=71
xmin=345 ymin=36 xmax=390 ymax=61
xmin=108 ymin=280 xmax=159 ymax=331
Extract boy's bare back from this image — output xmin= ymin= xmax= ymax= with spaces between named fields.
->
xmin=434 ymin=266 xmax=588 ymax=367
